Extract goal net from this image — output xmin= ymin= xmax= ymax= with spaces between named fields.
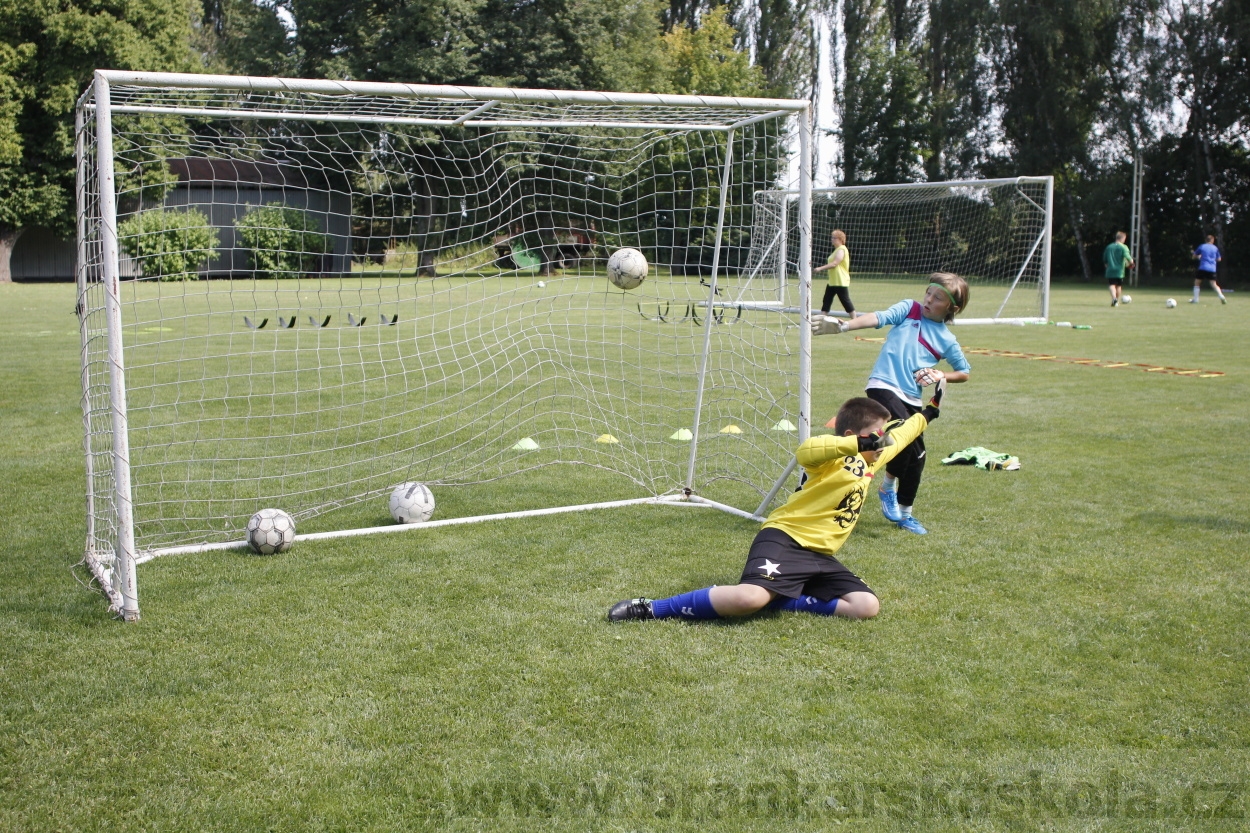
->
xmin=75 ymin=71 xmax=813 ymax=619
xmin=748 ymin=178 xmax=1053 ymax=323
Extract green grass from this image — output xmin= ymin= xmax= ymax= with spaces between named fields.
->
xmin=2 ymin=281 xmax=1247 ymax=831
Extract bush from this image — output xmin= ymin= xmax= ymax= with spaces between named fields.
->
xmin=118 ymin=208 xmax=218 ymax=281
xmin=235 ymin=204 xmax=332 ymax=279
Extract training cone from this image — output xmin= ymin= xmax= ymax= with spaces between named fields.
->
xmin=719 ymin=424 xmax=743 ymax=434
xmin=511 ymin=437 xmax=540 ymax=451
xmin=595 ymin=434 xmax=619 ymax=444
xmin=771 ymin=419 xmax=797 ymax=431
xmin=669 ymin=428 xmax=694 ymax=441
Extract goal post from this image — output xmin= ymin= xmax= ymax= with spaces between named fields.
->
xmin=75 ymin=70 xmax=812 ymax=619
xmin=749 ymin=177 xmax=1054 ymax=324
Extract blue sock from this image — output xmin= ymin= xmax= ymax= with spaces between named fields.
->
xmin=651 ymin=587 xmax=721 ymax=620
xmin=776 ymin=594 xmax=840 ymax=617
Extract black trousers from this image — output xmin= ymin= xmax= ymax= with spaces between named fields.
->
xmin=821 ymin=284 xmax=855 ymax=315
xmin=866 ymin=387 xmax=926 ymax=506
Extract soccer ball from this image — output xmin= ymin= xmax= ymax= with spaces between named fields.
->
xmin=246 ymin=508 xmax=295 ymax=555
xmin=1166 ymin=298 xmax=1177 ymax=308
xmin=607 ymin=248 xmax=648 ymax=290
xmin=389 ymin=481 xmax=436 ymax=524
xmin=1121 ymin=294 xmax=1132 ymax=304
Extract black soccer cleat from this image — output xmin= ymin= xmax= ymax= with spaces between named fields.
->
xmin=608 ymin=598 xmax=655 ymax=622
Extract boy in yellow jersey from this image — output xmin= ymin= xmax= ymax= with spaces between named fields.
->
xmin=608 ymin=382 xmax=944 ymax=622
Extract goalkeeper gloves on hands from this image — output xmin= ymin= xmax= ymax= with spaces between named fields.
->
xmin=921 ymin=376 xmax=947 ymax=422
xmin=811 ymin=315 xmax=848 ymax=336
xmin=857 ymin=425 xmax=898 ymax=454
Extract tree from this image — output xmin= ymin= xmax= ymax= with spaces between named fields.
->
xmin=0 ymin=0 xmax=199 ymax=282
xmin=992 ymin=0 xmax=1122 ymax=279
xmin=660 ymin=6 xmax=764 ymax=95
xmin=836 ymin=0 xmax=928 ymax=184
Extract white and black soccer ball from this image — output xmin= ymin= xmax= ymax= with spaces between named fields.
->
xmin=1166 ymin=298 xmax=1177 ymax=308
xmin=1121 ymin=294 xmax=1132 ymax=304
xmin=389 ymin=482 xmax=436 ymax=524
xmin=246 ymin=508 xmax=296 ymax=555
xmin=607 ymin=247 xmax=648 ymax=291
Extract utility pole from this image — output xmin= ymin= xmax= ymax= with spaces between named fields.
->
xmin=1129 ymin=152 xmax=1144 ymax=287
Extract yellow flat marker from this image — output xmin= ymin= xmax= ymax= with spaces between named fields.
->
xmin=1145 ymin=367 xmax=1168 ymax=372
xmin=595 ymin=433 xmax=619 ymax=444
xmin=669 ymin=428 xmax=693 ymax=441
xmin=511 ymin=437 xmax=540 ymax=451
xmin=1029 ymin=355 xmax=1056 ymax=360
xmin=719 ymin=424 xmax=743 ymax=434
xmin=772 ymin=419 xmax=797 ymax=431
xmin=1104 ymin=362 xmax=1129 ymax=368
xmin=1199 ymin=373 xmax=1224 ymax=378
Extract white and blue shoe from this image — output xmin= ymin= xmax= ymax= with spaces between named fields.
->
xmin=896 ymin=516 xmax=928 ymax=535
xmin=878 ymin=489 xmax=903 ymax=523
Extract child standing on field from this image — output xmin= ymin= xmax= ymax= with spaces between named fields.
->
xmin=1103 ymin=231 xmax=1134 ymax=307
xmin=608 ymin=387 xmax=945 ymax=623
xmin=813 ymin=229 xmax=856 ymax=319
xmin=812 ymin=272 xmax=971 ymax=535
xmin=1191 ymin=234 xmax=1227 ymax=304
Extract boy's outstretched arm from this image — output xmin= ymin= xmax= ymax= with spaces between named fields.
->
xmin=811 ymin=311 xmax=878 ymax=336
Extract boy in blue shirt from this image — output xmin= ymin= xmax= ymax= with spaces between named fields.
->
xmin=1191 ymin=235 xmax=1227 ymax=304
xmin=812 ymin=272 xmax=971 ymax=534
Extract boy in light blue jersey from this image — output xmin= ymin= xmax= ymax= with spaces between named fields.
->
xmin=1191 ymin=235 xmax=1227 ymax=304
xmin=812 ymin=272 xmax=971 ymax=534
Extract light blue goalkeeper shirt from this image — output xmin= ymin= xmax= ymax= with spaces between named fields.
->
xmin=867 ymin=300 xmax=971 ymax=405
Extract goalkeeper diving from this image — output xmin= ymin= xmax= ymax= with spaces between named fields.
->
xmin=608 ymin=380 xmax=946 ymax=623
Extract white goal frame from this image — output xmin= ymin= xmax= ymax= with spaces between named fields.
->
xmin=757 ymin=177 xmax=1054 ymax=324
xmin=75 ymin=70 xmax=813 ymax=620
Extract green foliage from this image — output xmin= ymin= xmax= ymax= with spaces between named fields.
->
xmin=118 ymin=208 xmax=218 ymax=281
xmin=660 ymin=7 xmax=763 ymax=96
xmin=0 ymin=0 xmax=200 ymax=239
xmin=235 ymin=203 xmax=332 ymax=279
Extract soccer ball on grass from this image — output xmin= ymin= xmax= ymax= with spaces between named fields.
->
xmin=1121 ymin=294 xmax=1132 ymax=304
xmin=246 ymin=508 xmax=296 ymax=554
xmin=389 ymin=482 xmax=436 ymax=524
xmin=1166 ymin=298 xmax=1177 ymax=308
xmin=607 ymin=248 xmax=648 ymax=290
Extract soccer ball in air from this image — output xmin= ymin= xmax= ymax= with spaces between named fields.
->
xmin=389 ymin=482 xmax=436 ymax=524
xmin=607 ymin=248 xmax=648 ymax=290
xmin=246 ymin=508 xmax=296 ymax=555
xmin=1166 ymin=298 xmax=1177 ymax=308
xmin=1121 ymin=294 xmax=1132 ymax=304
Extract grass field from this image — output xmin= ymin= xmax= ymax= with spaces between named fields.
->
xmin=2 ymin=280 xmax=1247 ymax=830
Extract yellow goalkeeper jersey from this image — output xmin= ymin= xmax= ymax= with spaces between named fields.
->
xmin=762 ymin=413 xmax=927 ymax=556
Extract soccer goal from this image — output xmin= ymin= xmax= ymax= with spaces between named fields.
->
xmin=75 ymin=71 xmax=813 ymax=620
xmin=747 ymin=178 xmax=1053 ymax=323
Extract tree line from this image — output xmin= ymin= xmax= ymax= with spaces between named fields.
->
xmin=1 ymin=0 xmax=1245 ymax=282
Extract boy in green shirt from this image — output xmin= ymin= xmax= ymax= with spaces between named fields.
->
xmin=1103 ymin=231 xmax=1134 ymax=307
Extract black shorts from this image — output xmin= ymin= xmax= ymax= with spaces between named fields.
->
xmin=1197 ymin=269 xmax=1217 ymax=281
xmin=739 ymin=528 xmax=874 ymax=602
xmin=1106 ymin=277 xmax=1123 ymax=286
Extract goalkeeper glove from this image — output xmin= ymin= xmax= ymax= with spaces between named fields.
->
xmin=857 ymin=422 xmax=900 ymax=454
xmin=921 ymin=376 xmax=947 ymax=422
xmin=811 ymin=315 xmax=848 ymax=336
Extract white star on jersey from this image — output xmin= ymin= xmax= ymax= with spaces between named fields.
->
xmin=759 ymin=559 xmax=781 ymax=577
